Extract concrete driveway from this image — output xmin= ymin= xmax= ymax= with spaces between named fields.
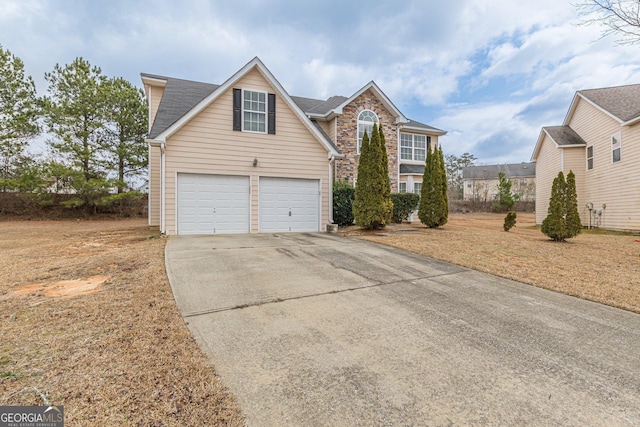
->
xmin=166 ymin=233 xmax=640 ymax=426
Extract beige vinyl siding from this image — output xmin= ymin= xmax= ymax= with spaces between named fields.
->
xmin=317 ymin=119 xmax=336 ymax=142
xmin=561 ymin=147 xmax=587 ymax=225
xmin=569 ymin=98 xmax=640 ymax=230
xmin=148 ymin=86 xmax=164 ymax=129
xmin=149 ymin=145 xmax=161 ymax=226
xmin=534 ymin=133 xmax=562 ymax=224
xmin=163 ymin=68 xmax=330 ymax=234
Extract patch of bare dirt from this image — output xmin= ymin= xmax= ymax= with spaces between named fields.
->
xmin=0 ymin=219 xmax=244 ymax=426
xmin=347 ymin=213 xmax=640 ymax=313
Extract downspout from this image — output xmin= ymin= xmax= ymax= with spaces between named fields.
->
xmin=329 ymin=156 xmax=335 ymax=223
xmin=160 ymin=141 xmax=166 ymax=234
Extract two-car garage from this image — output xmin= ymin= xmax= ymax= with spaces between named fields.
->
xmin=176 ymin=173 xmax=320 ymax=235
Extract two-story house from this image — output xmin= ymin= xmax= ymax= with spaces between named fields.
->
xmin=143 ymin=57 xmax=445 ymax=235
xmin=462 ymin=163 xmax=536 ymax=202
xmin=531 ymin=84 xmax=640 ymax=231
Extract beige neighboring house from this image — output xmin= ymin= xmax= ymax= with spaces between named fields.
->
xmin=462 ymin=163 xmax=536 ymax=202
xmin=531 ymin=84 xmax=640 ymax=231
xmin=142 ymin=57 xmax=445 ymax=235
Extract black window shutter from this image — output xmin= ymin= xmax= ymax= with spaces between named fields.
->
xmin=268 ymin=93 xmax=276 ymax=134
xmin=232 ymin=88 xmax=241 ymax=131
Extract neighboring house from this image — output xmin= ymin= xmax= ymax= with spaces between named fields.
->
xmin=462 ymin=163 xmax=536 ymax=202
xmin=531 ymin=84 xmax=640 ymax=231
xmin=142 ymin=57 xmax=445 ymax=235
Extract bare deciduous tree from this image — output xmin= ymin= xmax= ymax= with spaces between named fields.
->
xmin=577 ymin=0 xmax=640 ymax=45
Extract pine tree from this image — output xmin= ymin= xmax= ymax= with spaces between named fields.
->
xmin=102 ymin=77 xmax=148 ymax=193
xmin=419 ymin=145 xmax=448 ymax=228
xmin=541 ymin=171 xmax=568 ymax=241
xmin=0 ymin=45 xmax=40 ymax=188
xmin=353 ymin=123 xmax=392 ymax=229
xmin=564 ymin=170 xmax=582 ymax=238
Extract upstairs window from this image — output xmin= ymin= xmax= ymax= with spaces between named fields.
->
xmin=400 ymin=133 xmax=430 ymax=161
xmin=357 ymin=110 xmax=378 ymax=154
xmin=587 ymin=145 xmax=594 ymax=170
xmin=413 ymin=182 xmax=422 ymax=194
xmin=399 ymin=182 xmax=407 ymax=193
xmin=233 ymin=88 xmax=276 ymax=134
xmin=611 ymin=133 xmax=621 ymax=163
xmin=243 ymin=90 xmax=266 ymax=133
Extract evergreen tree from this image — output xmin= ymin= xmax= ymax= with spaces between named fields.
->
xmin=102 ymin=77 xmax=148 ymax=192
xmin=419 ymin=145 xmax=448 ymax=228
xmin=43 ymin=57 xmax=108 ymax=182
xmin=495 ymin=171 xmax=519 ymax=212
xmin=564 ymin=170 xmax=582 ymax=238
xmin=541 ymin=171 xmax=568 ymax=241
xmin=353 ymin=123 xmax=392 ymax=229
xmin=0 ymin=45 xmax=40 ymax=188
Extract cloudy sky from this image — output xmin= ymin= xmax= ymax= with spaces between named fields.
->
xmin=2 ymin=0 xmax=640 ymax=164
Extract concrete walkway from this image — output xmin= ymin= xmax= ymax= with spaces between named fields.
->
xmin=166 ymin=233 xmax=640 ymax=426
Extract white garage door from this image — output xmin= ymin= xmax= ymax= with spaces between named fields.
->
xmin=177 ymin=173 xmax=250 ymax=235
xmin=259 ymin=177 xmax=320 ymax=232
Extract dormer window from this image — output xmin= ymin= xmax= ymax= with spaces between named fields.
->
xmin=357 ymin=110 xmax=378 ymax=154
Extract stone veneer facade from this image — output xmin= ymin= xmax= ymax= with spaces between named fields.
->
xmin=334 ymin=89 xmax=399 ymax=192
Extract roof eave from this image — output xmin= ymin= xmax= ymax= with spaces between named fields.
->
xmin=141 ymin=75 xmax=167 ymax=87
xmin=621 ymin=115 xmax=640 ymax=126
xmin=401 ymin=125 xmax=447 ymax=135
xmin=331 ymin=81 xmax=408 ymax=123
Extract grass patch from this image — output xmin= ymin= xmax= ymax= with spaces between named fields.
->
xmin=0 ymin=219 xmax=244 ymax=425
xmin=348 ymin=213 xmax=640 ymax=313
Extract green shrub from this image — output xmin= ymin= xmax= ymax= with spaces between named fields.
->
xmin=390 ymin=193 xmax=420 ymax=223
xmin=353 ymin=124 xmax=393 ymax=229
xmin=418 ymin=146 xmax=448 ymax=228
xmin=541 ymin=170 xmax=582 ymax=241
xmin=333 ymin=180 xmax=355 ymax=226
xmin=503 ymin=211 xmax=517 ymax=231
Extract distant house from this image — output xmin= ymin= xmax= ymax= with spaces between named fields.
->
xmin=462 ymin=163 xmax=536 ymax=202
xmin=142 ymin=57 xmax=445 ymax=235
xmin=531 ymin=84 xmax=640 ymax=231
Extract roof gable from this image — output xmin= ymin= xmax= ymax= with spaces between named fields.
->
xmin=144 ymin=57 xmax=340 ymax=157
xmin=563 ymin=84 xmax=640 ymax=127
xmin=330 ymin=81 xmax=408 ymax=124
xmin=531 ymin=126 xmax=586 ymax=161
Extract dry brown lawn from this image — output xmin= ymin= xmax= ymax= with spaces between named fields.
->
xmin=0 ymin=219 xmax=244 ymax=426
xmin=346 ymin=213 xmax=640 ymax=313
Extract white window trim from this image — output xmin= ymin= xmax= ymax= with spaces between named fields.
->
xmin=400 ymin=133 xmax=429 ymax=162
xmin=399 ymin=182 xmax=407 ymax=193
xmin=242 ymin=88 xmax=267 ymax=134
xmin=357 ymin=109 xmax=379 ymax=154
xmin=611 ymin=132 xmax=621 ymax=164
xmin=586 ymin=145 xmax=594 ymax=171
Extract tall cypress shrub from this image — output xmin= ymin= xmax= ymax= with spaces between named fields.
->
xmin=541 ymin=171 xmax=567 ymax=241
xmin=419 ymin=145 xmax=448 ymax=228
xmin=564 ymin=170 xmax=582 ymax=238
xmin=353 ymin=124 xmax=392 ymax=229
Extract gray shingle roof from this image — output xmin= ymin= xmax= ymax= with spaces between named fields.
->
xmin=543 ymin=126 xmax=586 ymax=147
xmin=462 ymin=163 xmax=536 ymax=180
xmin=143 ymin=73 xmax=442 ymax=141
xmin=579 ymin=84 xmax=640 ymax=123
xmin=399 ymin=164 xmax=425 ymax=174
xmin=402 ymin=119 xmax=446 ymax=134
xmin=143 ymin=74 xmax=218 ymax=139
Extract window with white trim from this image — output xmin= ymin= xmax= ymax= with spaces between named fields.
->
xmin=243 ymin=90 xmax=266 ymax=133
xmin=413 ymin=182 xmax=422 ymax=194
xmin=611 ymin=133 xmax=621 ymax=163
xmin=399 ymin=182 xmax=407 ymax=193
xmin=357 ymin=110 xmax=378 ymax=154
xmin=587 ymin=145 xmax=594 ymax=170
xmin=400 ymin=133 xmax=429 ymax=161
